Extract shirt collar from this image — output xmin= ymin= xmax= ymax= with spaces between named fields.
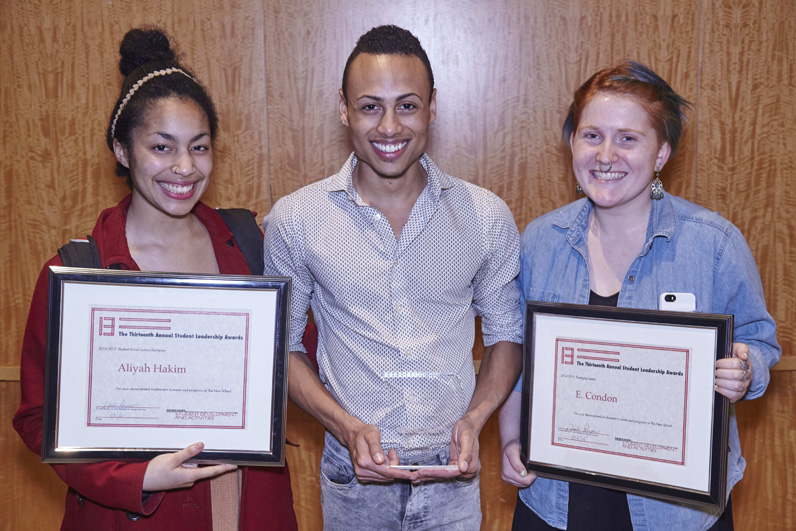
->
xmin=554 ymin=193 xmax=679 ymax=253
xmin=327 ymin=153 xmax=455 ymax=204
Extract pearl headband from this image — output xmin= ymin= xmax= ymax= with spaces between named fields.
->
xmin=110 ymin=67 xmax=196 ymax=139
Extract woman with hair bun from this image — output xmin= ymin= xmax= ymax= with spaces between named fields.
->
xmin=13 ymin=27 xmax=301 ymax=530
xmin=499 ymin=61 xmax=780 ymax=530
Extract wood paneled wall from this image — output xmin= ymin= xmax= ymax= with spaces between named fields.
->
xmin=1 ymin=1 xmax=793 ymax=529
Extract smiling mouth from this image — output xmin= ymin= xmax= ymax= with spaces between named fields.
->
xmin=591 ymin=170 xmax=625 ymax=181
xmin=158 ymin=181 xmax=195 ymax=195
xmin=372 ymin=141 xmax=408 ymax=153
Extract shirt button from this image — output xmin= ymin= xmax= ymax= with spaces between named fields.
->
xmin=403 ymin=348 xmax=413 ymax=358
xmin=374 ymin=213 xmax=381 ymax=220
xmin=407 ymin=392 xmax=417 ymax=402
xmin=628 ymin=276 xmax=635 ymax=282
xmin=395 ymin=304 xmax=404 ymax=313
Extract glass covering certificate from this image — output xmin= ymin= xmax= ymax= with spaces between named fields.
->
xmin=521 ymin=302 xmax=732 ymax=509
xmin=88 ymin=307 xmax=251 ymax=429
xmin=552 ymin=338 xmax=688 ymax=465
xmin=42 ymin=267 xmax=291 ymax=466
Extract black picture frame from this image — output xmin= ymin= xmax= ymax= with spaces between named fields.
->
xmin=521 ymin=301 xmax=732 ymax=509
xmin=42 ymin=266 xmax=291 ymax=466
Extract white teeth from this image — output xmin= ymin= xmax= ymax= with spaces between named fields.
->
xmin=593 ymin=171 xmax=624 ymax=181
xmin=372 ymin=141 xmax=407 ymax=153
xmin=158 ymin=181 xmax=194 ymax=194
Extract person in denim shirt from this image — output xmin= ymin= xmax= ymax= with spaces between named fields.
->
xmin=499 ymin=61 xmax=780 ymax=531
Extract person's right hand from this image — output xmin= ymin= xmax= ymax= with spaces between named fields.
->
xmin=501 ymin=438 xmax=536 ymax=488
xmin=346 ymin=423 xmax=415 ymax=483
xmin=142 ymin=442 xmax=237 ymax=491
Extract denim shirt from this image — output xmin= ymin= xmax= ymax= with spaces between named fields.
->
xmin=515 ymin=193 xmax=781 ymax=531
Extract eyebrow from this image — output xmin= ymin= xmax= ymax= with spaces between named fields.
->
xmin=357 ymin=92 xmax=420 ymax=103
xmin=153 ymin=132 xmax=210 ymax=142
xmin=580 ymin=125 xmax=647 ymax=136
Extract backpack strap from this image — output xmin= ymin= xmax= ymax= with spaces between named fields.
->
xmin=57 ymin=235 xmax=102 ymax=268
xmin=216 ymin=208 xmax=264 ymax=275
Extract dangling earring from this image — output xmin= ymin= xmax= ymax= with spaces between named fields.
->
xmin=650 ymin=166 xmax=663 ymax=200
xmin=576 ymin=183 xmax=583 ymax=195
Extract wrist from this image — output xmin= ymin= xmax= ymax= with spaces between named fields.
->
xmin=501 ymin=436 xmax=520 ymax=453
xmin=460 ymin=410 xmax=487 ymax=435
xmin=333 ymin=412 xmax=365 ymax=448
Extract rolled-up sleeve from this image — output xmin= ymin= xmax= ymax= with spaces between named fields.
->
xmin=715 ymin=226 xmax=781 ymax=399
xmin=471 ymin=195 xmax=523 ymax=346
xmin=263 ymin=197 xmax=313 ymax=353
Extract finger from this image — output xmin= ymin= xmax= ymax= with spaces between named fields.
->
xmin=383 ymin=450 xmax=416 ymax=481
xmin=456 ymin=433 xmax=474 ymax=474
xmin=416 ymin=468 xmax=460 ymax=480
xmin=506 ymin=449 xmax=528 ymax=477
xmin=383 ymin=449 xmax=417 ymax=482
xmin=188 ymin=463 xmax=238 ymax=483
xmin=715 ymin=358 xmax=748 ymax=371
xmin=364 ymin=431 xmax=386 ymax=465
xmin=732 ymin=343 xmax=749 ymax=360
xmin=502 ymin=467 xmax=534 ymax=487
xmin=355 ymin=449 xmax=413 ymax=483
xmin=171 ymin=442 xmax=205 ymax=466
xmin=716 ymin=377 xmax=748 ymax=393
xmin=449 ymin=437 xmax=460 ymax=463
xmin=714 ymin=381 xmax=744 ymax=402
xmin=387 ymin=448 xmax=400 ymax=466
xmin=715 ymin=368 xmax=746 ymax=381
xmin=500 ymin=453 xmax=533 ymax=487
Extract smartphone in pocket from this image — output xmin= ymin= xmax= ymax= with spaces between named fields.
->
xmin=658 ymin=292 xmax=696 ymax=312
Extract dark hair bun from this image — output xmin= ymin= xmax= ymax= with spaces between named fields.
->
xmin=118 ymin=27 xmax=177 ymax=76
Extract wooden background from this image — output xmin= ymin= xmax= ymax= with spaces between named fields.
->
xmin=1 ymin=0 xmax=793 ymax=529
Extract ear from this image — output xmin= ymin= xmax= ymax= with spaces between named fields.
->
xmin=569 ymin=132 xmax=575 ymax=152
xmin=429 ymin=88 xmax=437 ymax=124
xmin=113 ymin=139 xmax=130 ymax=168
xmin=656 ymin=141 xmax=672 ymax=171
xmin=338 ymin=89 xmax=349 ymax=127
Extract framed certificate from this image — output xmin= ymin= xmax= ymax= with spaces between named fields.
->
xmin=521 ymin=302 xmax=732 ymax=509
xmin=42 ymin=267 xmax=291 ymax=466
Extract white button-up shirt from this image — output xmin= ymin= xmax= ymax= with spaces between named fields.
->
xmin=264 ymin=153 xmax=522 ymax=457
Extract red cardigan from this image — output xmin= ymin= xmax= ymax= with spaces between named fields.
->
xmin=14 ymin=196 xmax=308 ymax=530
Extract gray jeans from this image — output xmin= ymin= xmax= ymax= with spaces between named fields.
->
xmin=320 ymin=432 xmax=481 ymax=530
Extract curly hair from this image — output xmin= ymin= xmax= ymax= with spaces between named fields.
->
xmin=341 ymin=25 xmax=434 ymax=102
xmin=106 ymin=27 xmax=218 ymax=185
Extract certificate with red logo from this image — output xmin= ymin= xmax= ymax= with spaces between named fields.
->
xmin=42 ymin=267 xmax=291 ymax=466
xmin=521 ymin=302 xmax=732 ymax=509
xmin=87 ymin=307 xmax=251 ymax=430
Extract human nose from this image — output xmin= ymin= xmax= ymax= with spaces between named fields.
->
xmin=376 ymin=108 xmax=402 ymax=137
xmin=171 ymin=150 xmax=195 ymax=176
xmin=597 ymin=141 xmax=617 ymax=166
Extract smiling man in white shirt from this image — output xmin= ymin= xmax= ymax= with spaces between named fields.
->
xmin=263 ymin=25 xmax=522 ymax=530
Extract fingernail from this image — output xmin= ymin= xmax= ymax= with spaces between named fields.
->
xmin=194 ymin=443 xmax=204 ymax=451
xmin=520 ymin=469 xmax=527 ymax=477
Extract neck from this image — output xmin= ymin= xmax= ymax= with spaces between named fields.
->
xmin=589 ymin=197 xmax=653 ymax=239
xmin=126 ymin=192 xmax=198 ymax=244
xmin=352 ymin=157 xmax=428 ymax=242
xmin=352 ymin=158 xmax=428 ymax=209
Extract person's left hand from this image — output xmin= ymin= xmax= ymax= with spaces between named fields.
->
xmin=715 ymin=342 xmax=753 ymax=403
xmin=415 ymin=416 xmax=480 ymax=481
